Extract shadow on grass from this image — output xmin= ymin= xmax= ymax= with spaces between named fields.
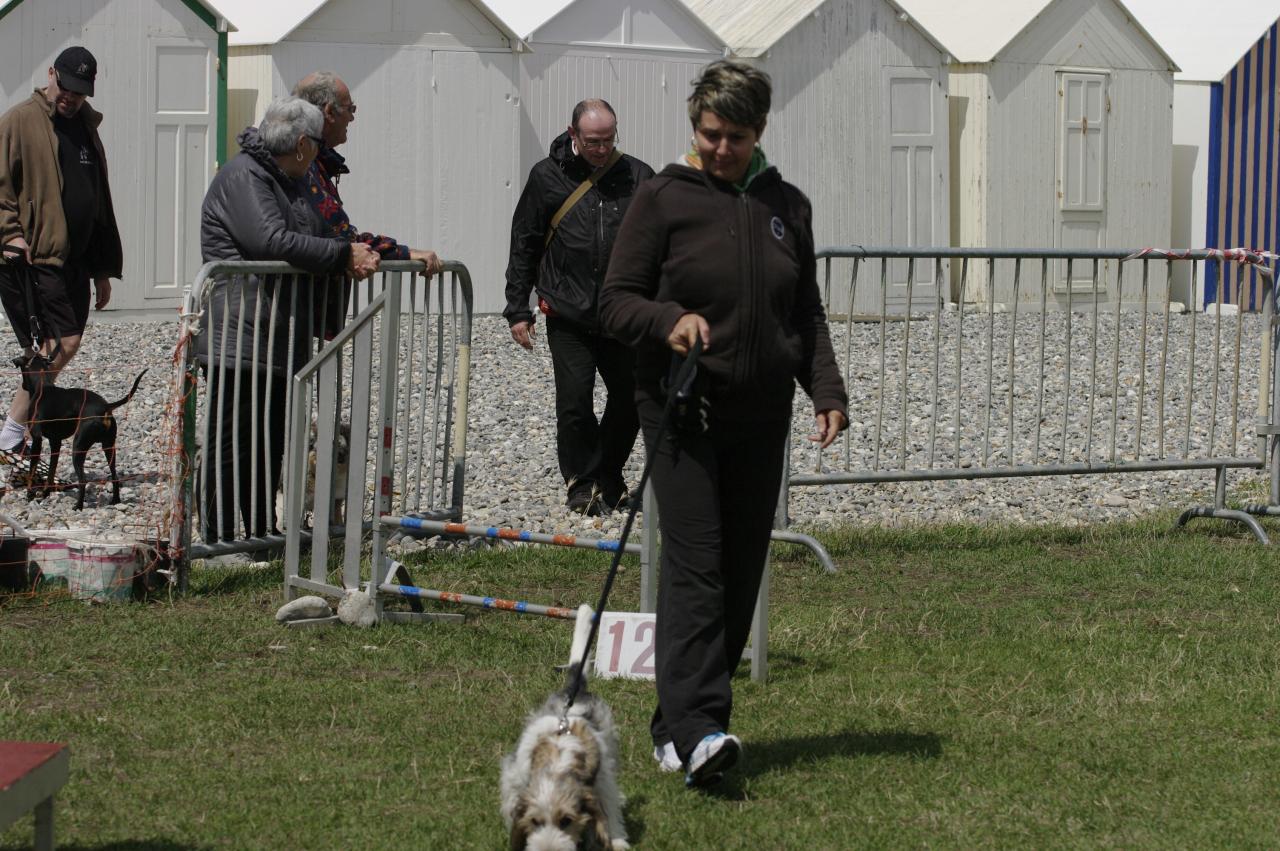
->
xmin=742 ymin=650 xmax=829 ymax=675
xmin=705 ymin=728 xmax=942 ymax=800
xmin=185 ymin=564 xmax=280 ymax=597
xmin=58 ymin=842 xmax=209 ymax=850
xmin=621 ymin=793 xmax=648 ymax=845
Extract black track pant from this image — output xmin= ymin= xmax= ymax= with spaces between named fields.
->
xmin=546 ymin=316 xmax=638 ymax=495
xmin=641 ymin=397 xmax=789 ymax=762
xmin=201 ymin=367 xmax=287 ymax=542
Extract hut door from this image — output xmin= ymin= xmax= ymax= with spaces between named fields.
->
xmin=886 ymin=71 xmax=944 ymax=310
xmin=143 ymin=38 xmax=215 ymax=302
xmin=1055 ymin=72 xmax=1108 ymax=291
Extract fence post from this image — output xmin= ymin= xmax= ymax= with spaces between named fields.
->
xmin=1269 ymin=272 xmax=1280 ymax=506
xmin=640 ymin=481 xmax=658 ymax=614
xmin=749 ymin=439 xmax=791 ymax=682
xmin=369 ymin=270 xmax=403 ymax=614
xmin=176 ymin=352 xmax=199 ymax=594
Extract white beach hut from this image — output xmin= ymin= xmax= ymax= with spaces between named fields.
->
xmin=0 ymin=0 xmax=234 ymax=311
xmin=901 ymin=0 xmax=1178 ymax=304
xmin=685 ymin=0 xmax=952 ymax=311
xmin=510 ymin=0 xmax=726 ymax=179
xmin=219 ymin=0 xmax=523 ymax=313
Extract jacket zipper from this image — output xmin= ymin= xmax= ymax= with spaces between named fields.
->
xmin=593 ymin=199 xmax=604 ymax=332
xmin=597 ymin=198 xmax=605 ymax=274
xmin=736 ymin=192 xmax=757 ymax=388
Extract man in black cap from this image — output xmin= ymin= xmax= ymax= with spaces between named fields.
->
xmin=0 ymin=46 xmax=123 ymax=461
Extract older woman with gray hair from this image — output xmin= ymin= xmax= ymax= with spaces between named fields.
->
xmin=197 ymin=96 xmax=377 ymax=542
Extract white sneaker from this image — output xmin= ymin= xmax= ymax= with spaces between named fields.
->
xmin=685 ymin=732 xmax=741 ymax=788
xmin=653 ymin=741 xmax=681 ymax=773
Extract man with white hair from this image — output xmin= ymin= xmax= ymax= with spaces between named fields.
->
xmin=292 ymin=71 xmax=441 ymax=319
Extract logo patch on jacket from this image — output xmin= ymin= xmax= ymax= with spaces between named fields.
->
xmin=770 ymin=216 xmax=785 ymax=240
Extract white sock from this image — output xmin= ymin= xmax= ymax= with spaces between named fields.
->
xmin=0 ymin=418 xmax=25 ymax=451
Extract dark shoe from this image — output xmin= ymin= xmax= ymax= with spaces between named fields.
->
xmin=0 ymin=445 xmax=51 ymax=485
xmin=600 ymin=487 xmax=631 ymax=512
xmin=566 ymin=482 xmax=601 ymax=516
xmin=598 ymin=476 xmax=632 ymax=513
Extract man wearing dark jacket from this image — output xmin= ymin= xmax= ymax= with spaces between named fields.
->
xmin=0 ymin=46 xmax=124 ymax=460
xmin=504 ymin=99 xmax=654 ymax=514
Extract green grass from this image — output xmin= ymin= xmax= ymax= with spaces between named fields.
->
xmin=3 ymin=514 xmax=1280 ymax=849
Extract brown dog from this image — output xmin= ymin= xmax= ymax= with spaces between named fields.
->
xmin=13 ymin=353 xmax=146 ymax=510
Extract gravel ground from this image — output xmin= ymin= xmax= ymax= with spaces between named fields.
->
xmin=0 ymin=309 xmax=1269 ymax=545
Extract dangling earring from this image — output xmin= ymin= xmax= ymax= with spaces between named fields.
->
xmin=296 ymin=151 xmax=304 ymax=162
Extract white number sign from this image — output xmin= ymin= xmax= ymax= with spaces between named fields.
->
xmin=593 ymin=611 xmax=657 ymax=680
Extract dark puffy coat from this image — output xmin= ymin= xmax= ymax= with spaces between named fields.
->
xmin=599 ymin=162 xmax=847 ymax=424
xmin=198 ymin=128 xmax=350 ymax=374
xmin=504 ymin=131 xmax=653 ymax=329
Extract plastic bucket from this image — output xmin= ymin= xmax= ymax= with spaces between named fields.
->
xmin=67 ymin=537 xmax=140 ymax=602
xmin=27 ymin=529 xmax=91 ymax=587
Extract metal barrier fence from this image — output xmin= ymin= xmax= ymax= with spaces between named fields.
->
xmin=283 ymin=261 xmax=472 ymax=603
xmin=784 ymin=247 xmax=1280 ymax=541
xmin=169 ymin=260 xmax=471 ymax=592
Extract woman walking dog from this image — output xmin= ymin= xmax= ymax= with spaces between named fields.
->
xmin=600 ymin=60 xmax=848 ymax=787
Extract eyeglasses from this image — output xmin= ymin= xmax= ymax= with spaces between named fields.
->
xmin=576 ymin=133 xmax=617 ymax=150
xmin=339 ymin=101 xmax=356 ymax=116
xmin=307 ymin=134 xmax=324 ymax=147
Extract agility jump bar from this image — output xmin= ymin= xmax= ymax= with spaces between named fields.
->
xmin=381 ymin=516 xmax=642 ymax=555
xmin=379 ymin=558 xmax=578 ymax=620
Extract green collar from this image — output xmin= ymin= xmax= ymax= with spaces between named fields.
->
xmin=733 ymin=146 xmax=769 ymax=193
xmin=682 ymin=145 xmax=771 ymax=193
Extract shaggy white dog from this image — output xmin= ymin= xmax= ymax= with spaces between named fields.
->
xmin=500 ymin=605 xmax=628 ymax=850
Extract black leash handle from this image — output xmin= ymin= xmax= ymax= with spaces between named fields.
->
xmin=1 ymin=245 xmax=61 ymax=359
xmin=563 ymin=337 xmax=703 ymax=713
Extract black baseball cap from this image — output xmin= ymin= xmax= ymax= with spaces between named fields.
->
xmin=53 ymin=46 xmax=96 ymax=97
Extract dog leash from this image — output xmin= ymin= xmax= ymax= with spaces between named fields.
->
xmin=561 ymin=338 xmax=703 ymax=724
xmin=1 ymin=245 xmax=63 ymax=362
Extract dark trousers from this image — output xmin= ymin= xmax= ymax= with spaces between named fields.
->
xmin=0 ymin=259 xmax=91 ymax=348
xmin=640 ymin=398 xmax=789 ymax=762
xmin=546 ymin=316 xmax=639 ymax=495
xmin=201 ymin=367 xmax=287 ymax=542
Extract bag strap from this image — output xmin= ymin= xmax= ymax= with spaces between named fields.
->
xmin=543 ymin=148 xmax=623 ymax=250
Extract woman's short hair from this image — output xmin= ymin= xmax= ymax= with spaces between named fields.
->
xmin=687 ymin=60 xmax=772 ymax=132
xmin=258 ymin=96 xmax=323 ymax=156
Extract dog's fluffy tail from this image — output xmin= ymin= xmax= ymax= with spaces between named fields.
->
xmin=563 ymin=603 xmax=595 ymax=687
xmin=105 ymin=369 xmax=148 ymax=412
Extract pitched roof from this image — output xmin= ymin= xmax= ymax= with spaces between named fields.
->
xmin=0 ymin=0 xmax=236 ymax=30
xmin=216 ymin=0 xmax=325 ymax=45
xmin=218 ymin=0 xmax=519 ymax=46
xmin=483 ymin=0 xmax=573 ymax=39
xmin=524 ymin=0 xmax=726 ymax=47
xmin=1121 ymin=0 xmax=1280 ymax=81
xmin=899 ymin=0 xmax=1176 ymax=68
xmin=684 ymin=0 xmax=947 ymax=58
